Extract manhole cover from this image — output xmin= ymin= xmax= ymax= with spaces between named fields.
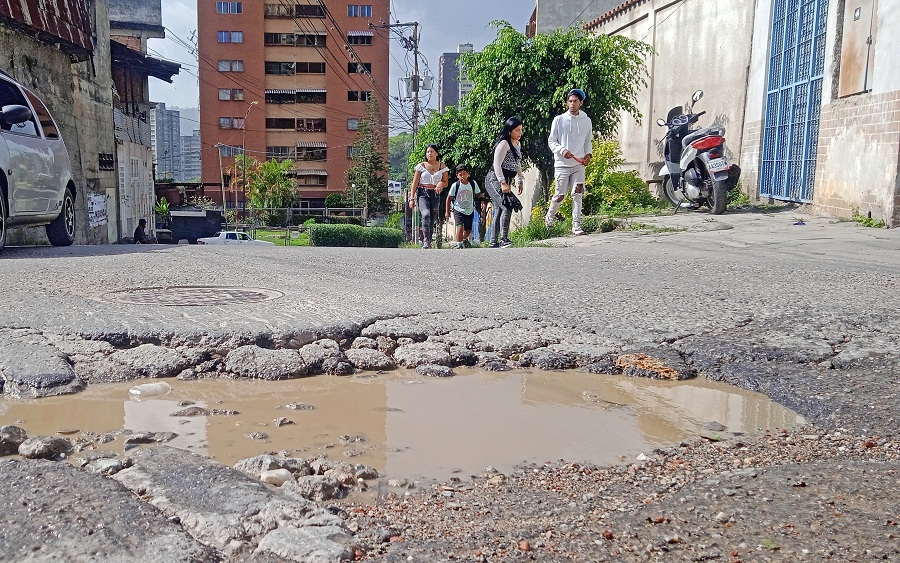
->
xmin=106 ymin=286 xmax=284 ymax=307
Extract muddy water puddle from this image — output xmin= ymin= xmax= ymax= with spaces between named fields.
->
xmin=0 ymin=369 xmax=804 ymax=481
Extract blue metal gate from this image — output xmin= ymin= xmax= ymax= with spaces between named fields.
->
xmin=760 ymin=0 xmax=829 ymax=201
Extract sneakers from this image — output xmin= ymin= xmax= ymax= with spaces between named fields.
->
xmin=500 ymin=239 xmax=512 ymax=248
xmin=545 ymin=217 xmax=555 ymax=228
xmin=572 ymin=225 xmax=585 ymax=236
xmin=454 ymin=242 xmax=465 ymax=249
xmin=488 ymin=242 xmax=500 ymax=248
xmin=422 ymin=241 xmax=431 ymax=249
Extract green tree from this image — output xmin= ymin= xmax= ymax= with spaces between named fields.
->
xmin=389 ymin=131 xmax=413 ymax=183
xmin=324 ymin=193 xmax=346 ymax=208
xmin=427 ymin=21 xmax=651 ymax=201
xmin=346 ymin=97 xmax=390 ymax=214
xmin=247 ymin=158 xmax=296 ymax=209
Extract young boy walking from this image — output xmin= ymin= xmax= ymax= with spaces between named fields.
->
xmin=445 ymin=164 xmax=482 ymax=249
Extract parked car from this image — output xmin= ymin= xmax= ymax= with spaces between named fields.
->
xmin=197 ymin=231 xmax=275 ymax=246
xmin=0 ymin=70 xmax=77 ymax=252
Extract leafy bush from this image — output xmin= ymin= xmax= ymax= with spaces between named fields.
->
xmin=727 ymin=182 xmax=751 ymax=207
xmin=385 ymin=212 xmax=404 ymax=230
xmin=582 ymin=139 xmax=663 ymax=213
xmin=324 ymin=193 xmax=346 ymax=208
xmin=309 ymin=224 xmax=404 ymax=247
xmin=328 ymin=215 xmax=363 ymax=226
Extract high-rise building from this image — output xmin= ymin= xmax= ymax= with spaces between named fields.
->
xmin=438 ymin=43 xmax=473 ymax=113
xmin=181 ymin=130 xmax=203 ymax=181
xmin=150 ymin=102 xmax=182 ymax=180
xmin=198 ymin=0 xmax=390 ymax=208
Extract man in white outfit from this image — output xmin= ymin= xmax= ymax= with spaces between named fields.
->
xmin=546 ymin=88 xmax=593 ymax=235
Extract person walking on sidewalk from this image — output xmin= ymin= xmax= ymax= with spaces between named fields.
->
xmin=484 ymin=116 xmax=524 ymax=248
xmin=445 ymin=163 xmax=483 ymax=249
xmin=546 ymin=88 xmax=593 ymax=236
xmin=409 ymin=144 xmax=449 ymax=249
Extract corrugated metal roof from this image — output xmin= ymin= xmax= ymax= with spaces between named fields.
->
xmin=297 ymin=169 xmax=328 ymax=175
xmin=296 ymin=88 xmax=327 ymax=93
xmin=296 ymin=141 xmax=327 ymax=148
xmin=265 ymin=89 xmax=297 ymax=94
xmin=347 ymin=31 xmax=374 ymax=37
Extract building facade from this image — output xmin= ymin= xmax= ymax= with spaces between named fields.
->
xmin=438 ymin=43 xmax=473 ymax=113
xmin=182 ymin=130 xmax=203 ymax=181
xmin=151 ymin=102 xmax=182 ymax=181
xmin=198 ymin=0 xmax=390 ymax=209
xmin=586 ymin=0 xmax=900 ymax=226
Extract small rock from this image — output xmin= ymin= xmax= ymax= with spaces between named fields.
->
xmin=260 ymin=469 xmax=294 ymax=486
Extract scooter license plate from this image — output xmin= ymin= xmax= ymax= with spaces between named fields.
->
xmin=707 ymin=158 xmax=729 ymax=172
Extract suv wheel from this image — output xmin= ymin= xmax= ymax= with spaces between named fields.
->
xmin=46 ymin=187 xmax=75 ymax=246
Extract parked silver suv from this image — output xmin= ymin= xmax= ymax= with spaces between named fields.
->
xmin=0 ymin=70 xmax=76 ymax=251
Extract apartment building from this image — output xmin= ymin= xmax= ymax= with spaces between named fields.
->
xmin=198 ymin=0 xmax=389 ymax=208
xmin=150 ymin=102 xmax=182 ymax=180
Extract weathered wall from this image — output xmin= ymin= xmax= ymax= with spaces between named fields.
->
xmin=109 ymin=0 xmax=162 ymax=28
xmin=0 ymin=0 xmax=116 ymax=245
xmin=589 ymin=0 xmax=757 ymax=188
xmin=814 ymin=0 xmax=900 ymax=225
xmin=537 ymin=0 xmax=622 ymax=34
xmin=744 ymin=0 xmax=899 ymax=226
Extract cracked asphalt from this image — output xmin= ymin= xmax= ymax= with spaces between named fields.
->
xmin=1 ymin=208 xmax=899 ymax=562
xmin=1 ymin=208 xmax=898 ymax=437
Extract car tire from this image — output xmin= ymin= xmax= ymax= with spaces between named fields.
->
xmin=0 ymin=190 xmax=7 ymax=253
xmin=46 ymin=187 xmax=76 ymax=246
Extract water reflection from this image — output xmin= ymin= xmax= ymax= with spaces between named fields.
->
xmin=0 ymin=369 xmax=803 ymax=481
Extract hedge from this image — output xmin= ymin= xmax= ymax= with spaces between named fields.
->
xmin=308 ymin=224 xmax=404 ymax=248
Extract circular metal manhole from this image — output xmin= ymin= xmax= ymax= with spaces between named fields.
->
xmin=105 ymin=286 xmax=284 ymax=307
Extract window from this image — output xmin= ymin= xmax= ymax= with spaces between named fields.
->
xmin=217 ymin=31 xmax=243 ymax=43
xmin=347 ymin=5 xmax=372 ymax=17
xmin=297 ymin=118 xmax=326 ymax=132
xmin=297 ymin=62 xmax=326 ymax=74
xmin=347 ymin=62 xmax=372 ymax=74
xmin=0 ymin=80 xmax=38 ymax=135
xmin=218 ymin=117 xmax=244 ymax=129
xmin=267 ymin=146 xmax=295 ymax=160
xmin=347 ymin=34 xmax=373 ymax=45
xmin=24 ymin=91 xmax=59 ymax=139
xmin=266 ymin=118 xmax=296 ymax=129
xmin=265 ymin=61 xmax=295 ymax=75
xmin=295 ymin=174 xmax=326 ymax=186
xmin=295 ymin=5 xmax=325 ymax=17
xmin=299 ymin=34 xmax=326 ymax=46
xmin=264 ymin=3 xmax=291 ymax=17
xmin=264 ymin=32 xmax=295 ymax=45
xmin=216 ymin=2 xmax=242 ymax=14
xmin=297 ymin=148 xmax=327 ymax=161
xmin=347 ymin=118 xmax=359 ymax=130
xmin=297 ymin=91 xmax=326 ymax=103
xmin=217 ymin=60 xmax=244 ymax=72
xmin=347 ymin=146 xmax=356 ymax=158
xmin=347 ymin=90 xmax=371 ymax=102
xmin=219 ymin=145 xmax=243 ymax=157
xmin=218 ymin=88 xmax=245 ymax=100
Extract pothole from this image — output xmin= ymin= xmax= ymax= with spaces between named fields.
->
xmin=104 ymin=286 xmax=284 ymax=307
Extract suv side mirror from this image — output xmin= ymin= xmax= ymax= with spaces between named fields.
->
xmin=0 ymin=104 xmax=33 ymax=125
xmin=656 ymin=118 xmax=666 ymax=127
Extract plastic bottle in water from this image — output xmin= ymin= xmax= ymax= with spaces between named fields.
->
xmin=128 ymin=381 xmax=172 ymax=399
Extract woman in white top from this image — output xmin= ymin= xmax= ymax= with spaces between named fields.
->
xmin=484 ymin=116 xmax=524 ymax=248
xmin=408 ymin=144 xmax=449 ymax=249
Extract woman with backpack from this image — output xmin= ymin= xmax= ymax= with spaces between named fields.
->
xmin=484 ymin=116 xmax=525 ymax=248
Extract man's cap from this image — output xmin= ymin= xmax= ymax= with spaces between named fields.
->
xmin=456 ymin=163 xmax=469 ymax=172
xmin=567 ymin=88 xmax=586 ymax=101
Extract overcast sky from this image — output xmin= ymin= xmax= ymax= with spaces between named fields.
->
xmin=148 ymin=1 xmax=533 ymax=132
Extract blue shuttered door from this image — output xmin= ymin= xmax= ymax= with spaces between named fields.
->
xmin=760 ymin=0 xmax=828 ymax=201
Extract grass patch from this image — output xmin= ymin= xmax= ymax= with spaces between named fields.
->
xmin=254 ymin=229 xmax=310 ymax=246
xmin=851 ymin=209 xmax=886 ymax=228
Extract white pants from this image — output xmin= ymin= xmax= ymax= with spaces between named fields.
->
xmin=546 ymin=166 xmax=586 ymax=226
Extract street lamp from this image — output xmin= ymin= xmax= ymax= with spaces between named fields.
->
xmin=240 ymin=100 xmax=258 ymax=226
